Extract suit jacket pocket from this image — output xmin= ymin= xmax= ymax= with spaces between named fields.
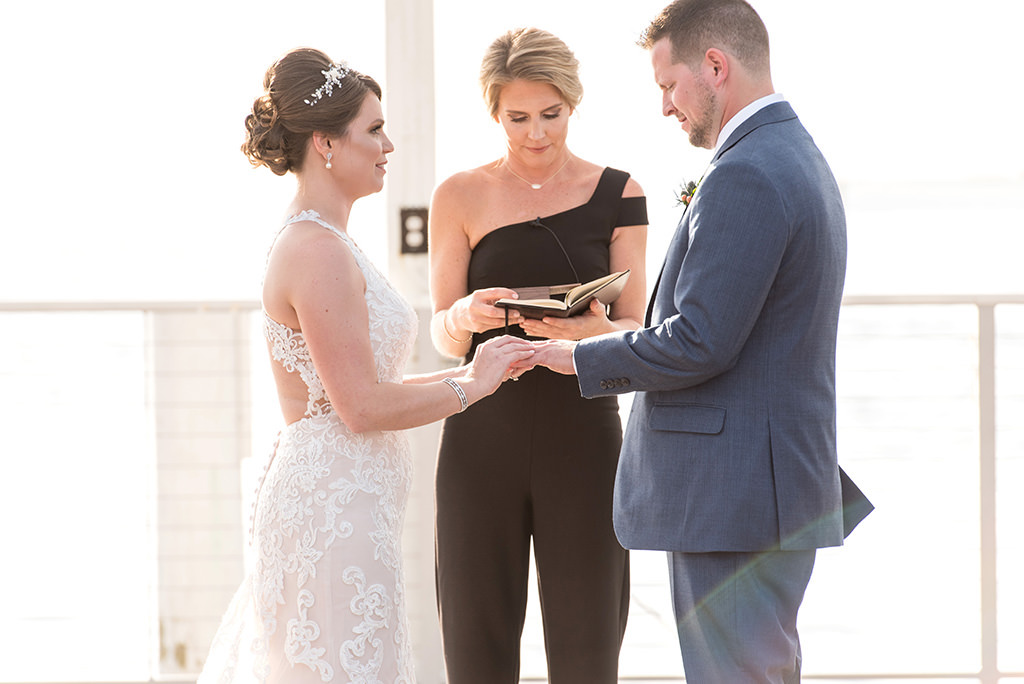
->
xmin=648 ymin=403 xmax=726 ymax=434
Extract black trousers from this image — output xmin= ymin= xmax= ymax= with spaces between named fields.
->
xmin=435 ymin=368 xmax=629 ymax=683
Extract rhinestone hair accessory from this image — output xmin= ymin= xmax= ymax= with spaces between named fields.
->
xmin=304 ymin=62 xmax=350 ymax=106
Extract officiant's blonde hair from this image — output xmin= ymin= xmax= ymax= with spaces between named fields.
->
xmin=242 ymin=48 xmax=382 ymax=176
xmin=480 ymin=28 xmax=583 ymax=119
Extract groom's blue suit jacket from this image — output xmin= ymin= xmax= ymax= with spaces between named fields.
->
xmin=575 ymin=102 xmax=864 ymax=552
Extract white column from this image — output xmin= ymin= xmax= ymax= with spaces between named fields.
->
xmin=384 ymin=2 xmax=450 ymax=683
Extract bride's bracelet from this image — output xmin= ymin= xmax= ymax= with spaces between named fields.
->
xmin=442 ymin=377 xmax=469 ymax=412
xmin=442 ymin=310 xmax=472 ymax=344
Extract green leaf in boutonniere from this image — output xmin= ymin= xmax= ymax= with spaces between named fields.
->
xmin=674 ymin=179 xmax=699 ymax=207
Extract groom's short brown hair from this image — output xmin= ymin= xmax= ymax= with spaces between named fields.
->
xmin=639 ymin=0 xmax=771 ymax=76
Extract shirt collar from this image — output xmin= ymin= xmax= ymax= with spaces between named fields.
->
xmin=712 ymin=92 xmax=786 ymax=157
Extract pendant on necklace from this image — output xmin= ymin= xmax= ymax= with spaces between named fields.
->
xmin=504 ymin=155 xmax=572 ymax=191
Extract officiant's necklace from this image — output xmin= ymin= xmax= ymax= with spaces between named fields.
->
xmin=503 ymin=156 xmax=571 ymax=190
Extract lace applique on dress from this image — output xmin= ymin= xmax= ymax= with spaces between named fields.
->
xmin=200 ymin=210 xmax=419 ymax=684
xmin=264 ymin=316 xmax=331 ymax=418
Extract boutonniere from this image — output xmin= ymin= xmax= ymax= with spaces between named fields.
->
xmin=674 ymin=179 xmax=699 ymax=207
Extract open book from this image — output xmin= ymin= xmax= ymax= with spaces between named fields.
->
xmin=495 ymin=270 xmax=630 ymax=319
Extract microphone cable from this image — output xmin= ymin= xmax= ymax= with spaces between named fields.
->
xmin=530 ymin=217 xmax=580 ymax=284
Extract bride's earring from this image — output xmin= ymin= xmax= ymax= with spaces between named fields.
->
xmin=325 ymin=152 xmax=333 ymax=170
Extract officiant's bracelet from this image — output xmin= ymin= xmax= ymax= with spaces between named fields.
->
xmin=442 ymin=310 xmax=472 ymax=344
xmin=442 ymin=377 xmax=469 ymax=412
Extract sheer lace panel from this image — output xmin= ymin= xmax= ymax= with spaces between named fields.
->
xmin=263 ymin=210 xmax=419 ymax=420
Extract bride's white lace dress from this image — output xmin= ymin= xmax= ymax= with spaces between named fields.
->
xmin=199 ymin=211 xmax=418 ymax=684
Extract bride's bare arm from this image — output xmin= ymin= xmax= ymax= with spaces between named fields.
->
xmin=402 ymin=367 xmax=466 ymax=385
xmin=267 ymin=225 xmax=531 ymax=433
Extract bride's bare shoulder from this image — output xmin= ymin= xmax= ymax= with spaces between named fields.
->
xmin=264 ymin=221 xmax=362 ymax=309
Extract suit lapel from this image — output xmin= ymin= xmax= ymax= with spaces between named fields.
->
xmin=646 ymin=210 xmax=691 ymax=326
xmin=645 ymin=273 xmax=660 ymax=327
xmin=644 ymin=102 xmax=799 ymax=325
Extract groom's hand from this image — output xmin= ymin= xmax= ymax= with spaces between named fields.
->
xmin=524 ymin=339 xmax=578 ymax=376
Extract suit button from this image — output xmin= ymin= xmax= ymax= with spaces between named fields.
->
xmin=599 ymin=380 xmax=609 ymax=389
xmin=621 ymin=377 xmax=630 ymax=387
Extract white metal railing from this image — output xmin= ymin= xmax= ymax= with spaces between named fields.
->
xmin=837 ymin=294 xmax=1024 ymax=684
xmin=1 ymin=295 xmax=1021 ymax=684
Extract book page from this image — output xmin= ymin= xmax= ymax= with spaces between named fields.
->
xmin=566 ymin=271 xmax=628 ymax=306
xmin=508 ymin=298 xmax=568 ymax=309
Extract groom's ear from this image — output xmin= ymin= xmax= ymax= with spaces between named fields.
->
xmin=703 ymin=48 xmax=729 ymax=88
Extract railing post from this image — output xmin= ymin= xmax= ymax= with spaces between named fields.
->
xmin=977 ymin=303 xmax=998 ymax=683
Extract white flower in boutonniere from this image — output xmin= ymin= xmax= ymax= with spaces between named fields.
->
xmin=674 ymin=179 xmax=699 ymax=207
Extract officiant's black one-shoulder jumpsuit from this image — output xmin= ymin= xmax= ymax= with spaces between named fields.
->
xmin=435 ymin=167 xmax=648 ymax=683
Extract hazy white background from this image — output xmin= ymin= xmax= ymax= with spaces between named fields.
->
xmin=2 ymin=0 xmax=1022 ymax=305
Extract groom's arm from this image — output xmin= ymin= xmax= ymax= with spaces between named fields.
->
xmin=555 ymin=158 xmax=790 ymax=398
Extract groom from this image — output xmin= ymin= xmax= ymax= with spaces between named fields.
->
xmin=529 ymin=0 xmax=872 ymax=681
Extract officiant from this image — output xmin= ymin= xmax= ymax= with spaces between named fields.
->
xmin=427 ymin=27 xmax=648 ymax=684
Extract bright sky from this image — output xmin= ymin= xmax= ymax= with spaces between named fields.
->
xmin=2 ymin=0 xmax=1022 ymax=303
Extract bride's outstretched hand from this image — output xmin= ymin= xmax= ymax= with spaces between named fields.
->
xmin=465 ymin=335 xmax=536 ymax=392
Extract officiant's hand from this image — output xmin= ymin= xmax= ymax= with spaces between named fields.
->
xmin=519 ymin=299 xmax=611 ymax=341
xmin=450 ymin=287 xmax=524 ymax=335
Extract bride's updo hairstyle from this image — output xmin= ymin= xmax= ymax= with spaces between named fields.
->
xmin=242 ymin=48 xmax=382 ymax=175
xmin=480 ymin=28 xmax=583 ymax=119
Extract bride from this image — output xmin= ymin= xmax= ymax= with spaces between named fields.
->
xmin=198 ymin=48 xmax=535 ymax=684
